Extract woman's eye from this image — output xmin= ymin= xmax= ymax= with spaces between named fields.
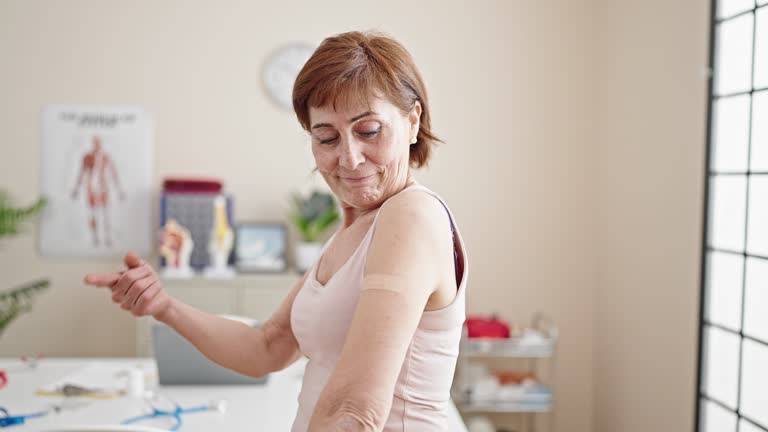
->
xmin=358 ymin=128 xmax=380 ymax=138
xmin=318 ymin=136 xmax=337 ymax=144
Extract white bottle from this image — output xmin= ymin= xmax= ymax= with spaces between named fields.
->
xmin=117 ymin=367 xmax=146 ymax=398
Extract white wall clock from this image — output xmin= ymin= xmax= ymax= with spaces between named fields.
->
xmin=262 ymin=43 xmax=316 ymax=111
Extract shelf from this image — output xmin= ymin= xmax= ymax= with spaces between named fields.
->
xmin=456 ymin=400 xmax=552 ymax=413
xmin=452 ymin=383 xmax=553 ymax=414
xmin=456 ymin=315 xmax=557 ymax=432
xmin=462 ymin=337 xmax=555 ymax=358
xmin=160 ymin=272 xmax=300 ymax=289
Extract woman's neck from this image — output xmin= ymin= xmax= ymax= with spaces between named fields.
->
xmin=340 ymin=177 xmax=417 ymax=228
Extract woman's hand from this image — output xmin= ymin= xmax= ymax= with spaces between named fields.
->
xmin=84 ymin=252 xmax=173 ymax=320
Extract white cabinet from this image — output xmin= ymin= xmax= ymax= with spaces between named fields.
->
xmin=453 ymin=314 xmax=558 ymax=431
xmin=135 ymin=273 xmax=300 ymax=356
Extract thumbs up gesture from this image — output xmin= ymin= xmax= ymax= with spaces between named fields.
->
xmin=84 ymin=252 xmax=173 ymax=320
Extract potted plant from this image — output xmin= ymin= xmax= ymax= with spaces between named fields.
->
xmin=0 ymin=191 xmax=49 ymax=338
xmin=288 ymin=190 xmax=340 ymax=272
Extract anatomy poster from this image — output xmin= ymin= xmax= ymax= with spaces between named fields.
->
xmin=40 ymin=105 xmax=153 ymax=256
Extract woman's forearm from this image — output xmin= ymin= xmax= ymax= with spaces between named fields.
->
xmin=155 ymin=298 xmax=278 ymax=377
xmin=311 ymin=415 xmax=376 ymax=432
xmin=307 ymin=388 xmax=389 ymax=432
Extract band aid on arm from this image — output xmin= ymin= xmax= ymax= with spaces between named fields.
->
xmin=361 ymin=272 xmax=433 ymax=296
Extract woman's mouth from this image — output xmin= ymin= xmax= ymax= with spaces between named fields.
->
xmin=340 ymin=174 xmax=375 ymax=185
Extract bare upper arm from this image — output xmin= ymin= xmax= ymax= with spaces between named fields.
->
xmin=365 ymin=189 xmax=453 ymax=288
xmin=307 ymin=190 xmax=453 ymax=428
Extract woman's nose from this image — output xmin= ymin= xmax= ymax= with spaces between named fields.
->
xmin=339 ymin=139 xmax=366 ymax=170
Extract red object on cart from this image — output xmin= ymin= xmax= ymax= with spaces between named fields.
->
xmin=465 ymin=315 xmax=511 ymax=338
xmin=162 ymin=177 xmax=223 ymax=193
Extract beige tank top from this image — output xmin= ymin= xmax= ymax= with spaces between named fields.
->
xmin=289 ymin=184 xmax=468 ymax=431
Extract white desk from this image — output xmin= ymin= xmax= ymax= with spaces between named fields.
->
xmin=0 ymin=357 xmax=304 ymax=431
xmin=0 ymin=358 xmax=467 ymax=431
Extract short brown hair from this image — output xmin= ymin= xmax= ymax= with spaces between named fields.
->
xmin=292 ymin=31 xmax=442 ymax=168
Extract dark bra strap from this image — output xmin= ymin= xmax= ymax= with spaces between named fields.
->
xmin=434 ymin=198 xmax=460 ymax=288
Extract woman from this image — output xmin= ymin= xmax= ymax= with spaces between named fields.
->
xmin=85 ymin=31 xmax=468 ymax=431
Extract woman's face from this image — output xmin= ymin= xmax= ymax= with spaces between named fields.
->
xmin=308 ymin=96 xmax=421 ymax=210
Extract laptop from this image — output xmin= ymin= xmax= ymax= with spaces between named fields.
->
xmin=151 ymin=315 xmax=269 ymax=385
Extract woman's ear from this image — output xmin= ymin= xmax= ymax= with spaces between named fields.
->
xmin=408 ymin=101 xmax=422 ymax=143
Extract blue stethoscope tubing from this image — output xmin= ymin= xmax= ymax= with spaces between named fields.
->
xmin=0 ymin=407 xmax=48 ymax=427
xmin=121 ymin=403 xmax=209 ymax=431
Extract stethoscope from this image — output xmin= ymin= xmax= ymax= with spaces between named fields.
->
xmin=0 ymin=397 xmax=226 ymax=430
xmin=121 ymin=396 xmax=227 ymax=431
xmin=0 ymin=407 xmax=48 ymax=427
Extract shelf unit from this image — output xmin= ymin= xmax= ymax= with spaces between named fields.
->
xmin=453 ymin=313 xmax=558 ymax=432
xmin=135 ymin=272 xmax=300 ymax=356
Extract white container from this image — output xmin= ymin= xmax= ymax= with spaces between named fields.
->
xmin=117 ymin=367 xmax=145 ymax=398
xmin=295 ymin=241 xmax=322 ymax=273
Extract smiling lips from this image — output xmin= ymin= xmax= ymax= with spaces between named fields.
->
xmin=341 ymin=174 xmax=375 ymax=184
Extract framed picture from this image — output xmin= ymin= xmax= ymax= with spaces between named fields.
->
xmin=235 ymin=222 xmax=288 ymax=273
xmin=39 ymin=105 xmax=153 ymax=256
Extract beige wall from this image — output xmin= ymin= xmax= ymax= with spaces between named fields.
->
xmin=0 ymin=0 xmax=713 ymax=431
xmin=592 ymin=0 xmax=710 ymax=431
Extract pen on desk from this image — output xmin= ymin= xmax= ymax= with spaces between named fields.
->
xmin=35 ymin=384 xmax=123 ymax=399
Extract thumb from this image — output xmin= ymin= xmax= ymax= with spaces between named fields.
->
xmin=124 ymin=251 xmax=144 ymax=269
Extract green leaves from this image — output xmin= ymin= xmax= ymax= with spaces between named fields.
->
xmin=289 ymin=190 xmax=340 ymax=242
xmin=0 ymin=190 xmax=49 ymax=337
xmin=0 ymin=279 xmax=49 ymax=337
xmin=0 ymin=191 xmax=46 ymax=236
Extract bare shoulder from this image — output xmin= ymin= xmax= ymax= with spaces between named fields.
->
xmin=366 ymin=188 xmax=452 ymax=279
xmin=378 ymin=190 xmax=450 ymax=231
